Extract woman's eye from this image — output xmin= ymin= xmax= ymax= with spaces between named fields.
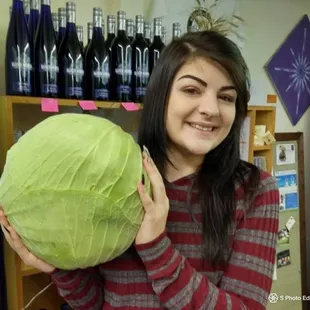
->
xmin=219 ymin=95 xmax=234 ymax=103
xmin=183 ymin=88 xmax=200 ymax=95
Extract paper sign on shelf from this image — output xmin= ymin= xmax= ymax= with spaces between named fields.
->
xmin=285 ymin=216 xmax=296 ymax=231
xmin=78 ymin=100 xmax=98 ymax=110
xmin=121 ymin=102 xmax=139 ymax=111
xmin=41 ymin=98 xmax=59 ymax=113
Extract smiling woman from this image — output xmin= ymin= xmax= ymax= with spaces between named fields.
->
xmin=0 ymin=30 xmax=279 ymax=310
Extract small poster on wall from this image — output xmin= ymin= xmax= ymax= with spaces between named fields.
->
xmin=276 ymin=143 xmax=296 ymax=165
xmin=277 ymin=249 xmax=291 ymax=268
xmin=275 ymin=170 xmax=298 ymax=211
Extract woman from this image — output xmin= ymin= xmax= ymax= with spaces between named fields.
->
xmin=0 ymin=30 xmax=279 ymax=309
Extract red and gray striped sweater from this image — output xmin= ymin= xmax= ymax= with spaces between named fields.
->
xmin=51 ymin=169 xmax=279 ymax=310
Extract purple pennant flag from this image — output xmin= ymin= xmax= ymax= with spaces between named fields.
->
xmin=265 ymin=14 xmax=310 ymax=125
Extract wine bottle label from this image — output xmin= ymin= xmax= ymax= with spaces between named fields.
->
xmin=115 ymin=63 xmax=132 ymax=96
xmin=93 ymin=63 xmax=110 ymax=100
xmin=65 ymin=64 xmax=84 ymax=97
xmin=11 ymin=59 xmax=33 ymax=94
xmin=134 ymin=63 xmax=149 ymax=97
xmin=40 ymin=63 xmax=59 ymax=95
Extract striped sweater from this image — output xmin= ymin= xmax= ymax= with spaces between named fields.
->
xmin=51 ymin=169 xmax=279 ymax=310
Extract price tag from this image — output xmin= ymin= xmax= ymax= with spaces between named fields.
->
xmin=78 ymin=100 xmax=98 ymax=110
xmin=121 ymin=102 xmax=139 ymax=111
xmin=41 ymin=98 xmax=59 ymax=113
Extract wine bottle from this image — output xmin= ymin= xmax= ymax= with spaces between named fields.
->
xmin=111 ymin=10 xmax=132 ymax=102
xmin=143 ymin=21 xmax=151 ymax=46
xmin=57 ymin=7 xmax=66 ymax=47
xmin=23 ymin=0 xmax=30 ymax=23
xmin=28 ymin=0 xmax=39 ymax=46
xmin=131 ymin=15 xmax=149 ymax=103
xmin=34 ymin=0 xmax=59 ymax=97
xmin=105 ymin=15 xmax=115 ymax=53
xmin=52 ymin=12 xmax=59 ymax=37
xmin=126 ymin=18 xmax=134 ymax=42
xmin=85 ymin=7 xmax=110 ymax=101
xmin=149 ymin=17 xmax=165 ymax=74
xmin=6 ymin=0 xmax=34 ymax=96
xmin=77 ymin=25 xmax=83 ymax=49
xmin=161 ymin=26 xmax=166 ymax=44
xmin=172 ymin=22 xmax=181 ymax=39
xmin=58 ymin=1 xmax=84 ymax=99
xmin=84 ymin=22 xmax=93 ymax=53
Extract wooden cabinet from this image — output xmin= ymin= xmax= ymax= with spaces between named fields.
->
xmin=247 ymin=105 xmax=276 ymax=174
xmin=0 ymin=96 xmax=276 ymax=309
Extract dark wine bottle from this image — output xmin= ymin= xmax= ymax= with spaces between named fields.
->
xmin=77 ymin=25 xmax=83 ymax=49
xmin=28 ymin=0 xmax=39 ymax=45
xmin=5 ymin=0 xmax=34 ymax=96
xmin=58 ymin=1 xmax=84 ymax=99
xmin=111 ymin=10 xmax=132 ymax=102
xmin=143 ymin=21 xmax=151 ymax=46
xmin=105 ymin=15 xmax=115 ymax=53
xmin=84 ymin=22 xmax=93 ymax=53
xmin=172 ymin=22 xmax=181 ymax=39
xmin=126 ymin=18 xmax=134 ymax=42
xmin=52 ymin=12 xmax=58 ymax=38
xmin=34 ymin=0 xmax=59 ymax=97
xmin=149 ymin=17 xmax=165 ymax=74
xmin=24 ymin=0 xmax=30 ymax=24
xmin=85 ymin=7 xmax=110 ymax=101
xmin=131 ymin=15 xmax=149 ymax=103
xmin=57 ymin=7 xmax=66 ymax=47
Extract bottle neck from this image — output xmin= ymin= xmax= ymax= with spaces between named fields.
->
xmin=144 ymin=27 xmax=150 ymax=40
xmin=94 ymin=14 xmax=102 ymax=28
xmin=23 ymin=0 xmax=30 ymax=15
xmin=67 ymin=9 xmax=75 ymax=24
xmin=135 ymin=21 xmax=143 ymax=35
xmin=59 ymin=14 xmax=66 ymax=28
xmin=30 ymin=0 xmax=39 ymax=10
xmin=108 ymin=22 xmax=115 ymax=35
xmin=117 ymin=17 xmax=126 ymax=32
xmin=154 ymin=24 xmax=161 ymax=37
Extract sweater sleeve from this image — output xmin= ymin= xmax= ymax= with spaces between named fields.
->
xmin=135 ymin=175 xmax=279 ymax=310
xmin=50 ymin=267 xmax=104 ymax=310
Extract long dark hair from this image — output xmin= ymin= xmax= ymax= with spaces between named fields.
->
xmin=138 ymin=30 xmax=260 ymax=266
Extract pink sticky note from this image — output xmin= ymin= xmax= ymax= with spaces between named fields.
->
xmin=121 ymin=102 xmax=139 ymax=111
xmin=41 ymin=98 xmax=59 ymax=113
xmin=79 ymin=100 xmax=98 ymax=110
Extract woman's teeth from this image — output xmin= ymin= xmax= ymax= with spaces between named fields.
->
xmin=189 ymin=123 xmax=214 ymax=132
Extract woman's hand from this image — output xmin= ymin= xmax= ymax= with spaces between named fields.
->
xmin=0 ymin=207 xmax=56 ymax=273
xmin=135 ymin=147 xmax=170 ymax=245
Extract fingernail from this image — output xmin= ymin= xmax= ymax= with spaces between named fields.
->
xmin=1 ymin=224 xmax=9 ymax=234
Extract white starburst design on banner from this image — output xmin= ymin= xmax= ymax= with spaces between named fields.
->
xmin=274 ymin=28 xmax=310 ymax=115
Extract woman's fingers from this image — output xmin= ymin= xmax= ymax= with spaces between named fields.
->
xmin=142 ymin=147 xmax=166 ymax=203
xmin=0 ymin=207 xmax=9 ymax=228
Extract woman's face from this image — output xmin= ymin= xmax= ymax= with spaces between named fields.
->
xmin=165 ymin=57 xmax=237 ymax=159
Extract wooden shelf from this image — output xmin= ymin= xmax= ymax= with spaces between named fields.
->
xmin=253 ymin=145 xmax=272 ymax=151
xmin=21 ymin=262 xmax=41 ymax=277
xmin=246 ymin=105 xmax=276 ymax=173
xmin=5 ymin=95 xmax=143 ymax=109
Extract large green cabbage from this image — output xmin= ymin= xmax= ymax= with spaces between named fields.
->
xmin=0 ymin=113 xmax=151 ymax=270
